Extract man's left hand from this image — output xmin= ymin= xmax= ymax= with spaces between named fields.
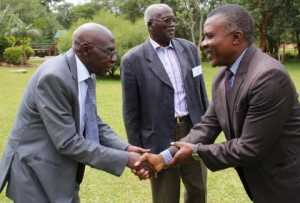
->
xmin=127 ymin=145 xmax=150 ymax=154
xmin=170 ymin=142 xmax=195 ymax=165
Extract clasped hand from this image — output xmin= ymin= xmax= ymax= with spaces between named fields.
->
xmin=128 ymin=142 xmax=196 ymax=180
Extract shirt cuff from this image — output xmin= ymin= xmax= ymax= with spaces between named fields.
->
xmin=160 ymin=149 xmax=173 ymax=165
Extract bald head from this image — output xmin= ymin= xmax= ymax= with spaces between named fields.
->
xmin=71 ymin=23 xmax=116 ymax=75
xmin=72 ymin=23 xmax=113 ymax=51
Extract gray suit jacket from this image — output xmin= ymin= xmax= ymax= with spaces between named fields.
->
xmin=0 ymin=49 xmax=129 ymax=203
xmin=182 ymin=46 xmax=300 ymax=202
xmin=121 ymin=38 xmax=208 ymax=153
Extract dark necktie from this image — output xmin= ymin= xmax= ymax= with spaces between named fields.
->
xmin=84 ymin=75 xmax=99 ymax=143
xmin=225 ymin=69 xmax=234 ymax=94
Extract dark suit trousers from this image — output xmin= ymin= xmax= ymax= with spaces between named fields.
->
xmin=150 ymin=117 xmax=207 ymax=203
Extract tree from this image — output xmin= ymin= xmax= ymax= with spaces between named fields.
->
xmin=40 ymin=0 xmax=63 ymax=10
xmin=54 ymin=2 xmax=74 ymax=29
xmin=113 ymin=0 xmax=158 ymax=22
xmin=0 ymin=0 xmax=61 ymax=42
xmin=287 ymin=0 xmax=300 ymax=58
xmin=226 ymin=0 xmax=294 ymax=56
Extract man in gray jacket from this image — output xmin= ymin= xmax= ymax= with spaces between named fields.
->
xmin=121 ymin=3 xmax=208 ymax=203
xmin=0 ymin=23 xmax=148 ymax=203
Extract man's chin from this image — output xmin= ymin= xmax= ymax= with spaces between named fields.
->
xmin=210 ymin=62 xmax=218 ymax=67
xmin=208 ymin=59 xmax=218 ymax=67
xmin=94 ymin=70 xmax=107 ymax=76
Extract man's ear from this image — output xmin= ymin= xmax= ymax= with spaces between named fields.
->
xmin=232 ymin=31 xmax=243 ymax=46
xmin=147 ymin=21 xmax=153 ymax=31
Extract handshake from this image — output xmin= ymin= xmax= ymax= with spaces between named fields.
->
xmin=127 ymin=142 xmax=196 ymax=180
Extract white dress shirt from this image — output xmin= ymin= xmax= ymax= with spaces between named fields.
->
xmin=149 ymin=37 xmax=188 ymax=117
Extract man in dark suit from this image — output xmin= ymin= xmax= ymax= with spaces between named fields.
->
xmin=137 ymin=4 xmax=300 ymax=203
xmin=121 ymin=3 xmax=208 ymax=203
xmin=0 ymin=23 xmax=149 ymax=203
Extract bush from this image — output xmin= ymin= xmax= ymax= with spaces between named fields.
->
xmin=3 ymin=45 xmax=34 ymax=65
xmin=3 ymin=46 xmax=23 ymax=65
xmin=57 ymin=10 xmax=147 ymax=75
xmin=22 ymin=45 xmax=34 ymax=59
xmin=0 ymin=36 xmax=11 ymax=60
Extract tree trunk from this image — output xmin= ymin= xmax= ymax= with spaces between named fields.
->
xmin=258 ymin=12 xmax=272 ymax=53
xmin=257 ymin=0 xmax=272 ymax=53
xmin=296 ymin=31 xmax=300 ymax=59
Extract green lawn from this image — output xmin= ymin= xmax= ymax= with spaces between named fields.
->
xmin=0 ymin=58 xmax=299 ymax=203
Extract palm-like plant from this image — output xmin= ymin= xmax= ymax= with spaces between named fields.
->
xmin=0 ymin=5 xmax=41 ymax=64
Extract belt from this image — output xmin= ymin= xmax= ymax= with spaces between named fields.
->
xmin=175 ymin=115 xmax=190 ymax=124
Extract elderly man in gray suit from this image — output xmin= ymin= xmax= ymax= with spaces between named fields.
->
xmin=0 ymin=23 xmax=149 ymax=203
xmin=121 ymin=3 xmax=208 ymax=203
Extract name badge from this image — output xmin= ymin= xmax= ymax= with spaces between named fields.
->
xmin=192 ymin=65 xmax=202 ymax=77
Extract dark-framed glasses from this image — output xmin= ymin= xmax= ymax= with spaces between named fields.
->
xmin=151 ymin=16 xmax=177 ymax=24
xmin=94 ymin=45 xmax=117 ymax=57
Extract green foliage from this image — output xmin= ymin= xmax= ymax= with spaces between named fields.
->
xmin=3 ymin=45 xmax=34 ymax=64
xmin=0 ymin=36 xmax=10 ymax=59
xmin=1 ymin=0 xmax=61 ymax=42
xmin=57 ymin=11 xmax=147 ymax=75
xmin=23 ymin=45 xmax=34 ymax=59
xmin=54 ymin=1 xmax=102 ymax=29
xmin=114 ymin=0 xmax=158 ymax=22
xmin=3 ymin=46 xmax=23 ymax=64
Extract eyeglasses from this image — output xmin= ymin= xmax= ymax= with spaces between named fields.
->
xmin=151 ymin=16 xmax=177 ymax=24
xmin=93 ymin=45 xmax=117 ymax=58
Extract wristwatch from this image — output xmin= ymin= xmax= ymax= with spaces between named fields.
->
xmin=192 ymin=144 xmax=198 ymax=153
xmin=191 ymin=144 xmax=201 ymax=161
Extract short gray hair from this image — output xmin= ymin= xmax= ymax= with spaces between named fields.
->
xmin=144 ymin=3 xmax=172 ymax=26
xmin=208 ymin=4 xmax=255 ymax=45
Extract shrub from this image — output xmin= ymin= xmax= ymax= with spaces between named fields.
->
xmin=22 ymin=45 xmax=34 ymax=59
xmin=0 ymin=36 xmax=11 ymax=60
xmin=3 ymin=46 xmax=23 ymax=65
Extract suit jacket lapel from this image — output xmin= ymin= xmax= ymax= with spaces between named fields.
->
xmin=65 ymin=49 xmax=80 ymax=131
xmin=172 ymin=39 xmax=189 ymax=80
xmin=230 ymin=47 xmax=257 ymax=113
xmin=143 ymin=40 xmax=173 ymax=89
xmin=226 ymin=46 xmax=257 ymax=132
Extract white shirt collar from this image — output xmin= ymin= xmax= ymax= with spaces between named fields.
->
xmin=75 ymin=55 xmax=91 ymax=83
xmin=149 ymin=37 xmax=173 ymax=50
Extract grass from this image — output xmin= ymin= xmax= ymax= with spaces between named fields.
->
xmin=0 ymin=58 xmax=299 ymax=203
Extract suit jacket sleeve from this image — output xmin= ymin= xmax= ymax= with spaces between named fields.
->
xmin=97 ymin=116 xmax=129 ymax=150
xmin=121 ymin=56 xmax=142 ymax=147
xmin=181 ymin=100 xmax=222 ymax=144
xmin=193 ymin=69 xmax=295 ymax=171
xmin=36 ymin=74 xmax=128 ymax=176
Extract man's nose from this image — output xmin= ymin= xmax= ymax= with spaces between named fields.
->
xmin=111 ymin=53 xmax=117 ymax=63
xmin=200 ymin=39 xmax=208 ymax=49
xmin=170 ymin=20 xmax=176 ymax=26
